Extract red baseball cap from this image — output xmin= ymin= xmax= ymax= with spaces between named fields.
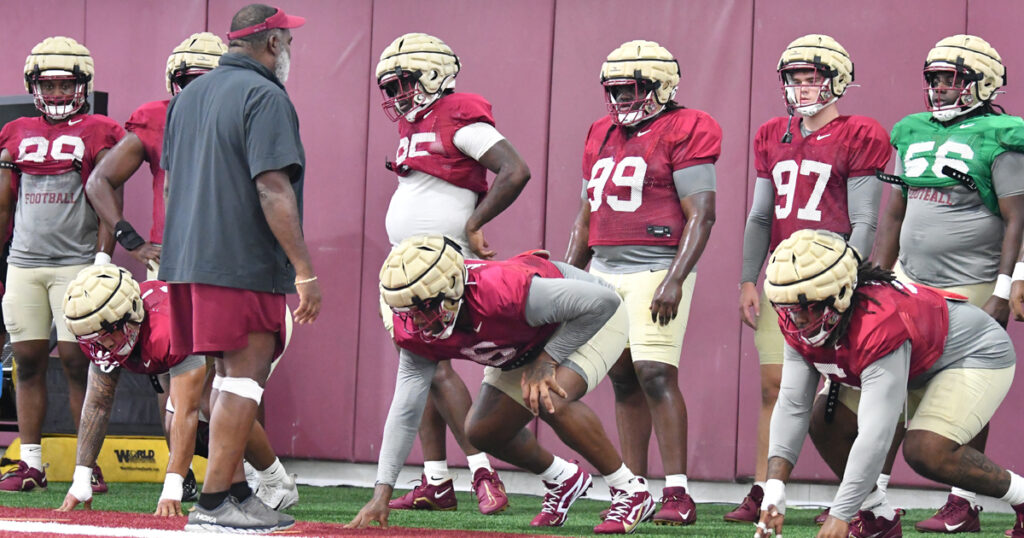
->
xmin=227 ymin=7 xmax=305 ymax=40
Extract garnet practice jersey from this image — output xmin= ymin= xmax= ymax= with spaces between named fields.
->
xmin=583 ymin=108 xmax=721 ymax=247
xmin=784 ymin=282 xmax=949 ymax=388
xmin=394 ymin=253 xmax=562 ymax=369
xmin=754 ymin=115 xmax=890 ymax=251
xmin=80 ymin=280 xmax=189 ymax=375
xmin=125 ymin=100 xmax=169 ymax=243
xmin=392 ymin=93 xmax=495 ymax=193
xmin=0 ymin=113 xmax=124 ymax=266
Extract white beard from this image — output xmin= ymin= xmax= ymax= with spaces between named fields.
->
xmin=275 ymin=48 xmax=291 ymax=83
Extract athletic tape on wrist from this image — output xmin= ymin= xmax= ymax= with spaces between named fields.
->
xmin=761 ymin=478 xmax=786 ymax=515
xmin=70 ymin=465 xmax=94 ymax=502
xmin=1012 ymin=263 xmax=1024 ymax=283
xmin=994 ymin=274 xmax=1012 ymax=300
xmin=160 ymin=472 xmax=184 ymax=501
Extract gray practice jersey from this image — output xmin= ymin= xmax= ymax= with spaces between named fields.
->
xmin=8 ymin=171 xmax=98 ymax=268
xmin=769 ymin=299 xmax=1014 ymax=522
xmin=898 ymin=152 xmax=1024 ymax=287
xmin=590 ymin=164 xmax=715 ymax=273
xmin=374 ymin=262 xmax=620 ymax=486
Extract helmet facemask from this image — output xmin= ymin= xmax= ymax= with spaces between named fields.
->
xmin=169 ymin=65 xmax=213 ymax=95
xmin=378 ymin=69 xmax=437 ymax=123
xmin=77 ymin=318 xmax=141 ymax=365
xmin=603 ymin=77 xmax=666 ymax=127
xmin=391 ymin=293 xmax=463 ymax=343
xmin=773 ymin=299 xmax=843 ymax=347
xmin=924 ymin=63 xmax=983 ymax=121
xmin=780 ymin=64 xmax=837 ymax=117
xmin=30 ymin=70 xmax=88 ymax=120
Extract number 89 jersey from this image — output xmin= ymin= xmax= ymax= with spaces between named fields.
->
xmin=754 ymin=115 xmax=890 ymax=252
xmin=583 ymin=108 xmax=722 ymax=247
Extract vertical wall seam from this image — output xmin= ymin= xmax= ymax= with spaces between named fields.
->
xmin=538 ymin=0 xmax=558 ymax=251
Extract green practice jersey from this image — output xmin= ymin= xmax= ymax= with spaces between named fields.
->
xmin=890 ymin=112 xmax=1024 ymax=216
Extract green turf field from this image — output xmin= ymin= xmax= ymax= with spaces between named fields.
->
xmin=0 ymin=483 xmax=1015 ymax=537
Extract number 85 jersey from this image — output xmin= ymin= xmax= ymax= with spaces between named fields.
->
xmin=583 ymin=108 xmax=722 ymax=247
xmin=754 ymin=115 xmax=890 ymax=252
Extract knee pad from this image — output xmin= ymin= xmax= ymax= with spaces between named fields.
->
xmin=214 ymin=375 xmax=263 ymax=404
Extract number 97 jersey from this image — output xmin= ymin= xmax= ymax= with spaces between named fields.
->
xmin=754 ymin=115 xmax=890 ymax=252
xmin=582 ymin=108 xmax=722 ymax=247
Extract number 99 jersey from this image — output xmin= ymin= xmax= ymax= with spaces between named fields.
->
xmin=754 ymin=115 xmax=890 ymax=252
xmin=582 ymin=108 xmax=722 ymax=247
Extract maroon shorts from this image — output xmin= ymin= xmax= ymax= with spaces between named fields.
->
xmin=167 ymin=282 xmax=287 ymax=357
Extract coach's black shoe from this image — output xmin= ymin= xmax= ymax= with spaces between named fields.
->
xmin=182 ymin=469 xmax=198 ymax=503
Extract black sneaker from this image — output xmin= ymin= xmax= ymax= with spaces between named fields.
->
xmin=184 ymin=496 xmax=294 ymax=533
xmin=182 ymin=469 xmax=198 ymax=503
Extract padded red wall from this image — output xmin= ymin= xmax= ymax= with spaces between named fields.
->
xmin=0 ymin=0 xmax=1019 ymax=488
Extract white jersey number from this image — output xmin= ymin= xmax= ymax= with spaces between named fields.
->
xmin=587 ymin=156 xmax=647 ymax=213
xmin=903 ymin=140 xmax=974 ymax=178
xmin=17 ymin=135 xmax=85 ymax=163
xmin=772 ymin=159 xmax=833 ymax=221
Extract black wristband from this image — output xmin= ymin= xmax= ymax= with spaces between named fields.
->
xmin=0 ymin=161 xmax=19 ymax=172
xmin=114 ymin=220 xmax=146 ymax=251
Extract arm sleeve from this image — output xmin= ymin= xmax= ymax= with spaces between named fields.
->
xmin=829 ymin=343 xmax=910 ymax=522
xmin=245 ymin=89 xmax=303 ymax=181
xmin=991 ymin=151 xmax=1024 ymax=198
xmin=846 ymin=174 xmax=883 ymax=257
xmin=672 ymin=163 xmax=716 ymax=198
xmin=452 ymin=122 xmax=506 ymax=160
xmin=741 ymin=177 xmax=774 ymax=283
xmin=767 ymin=344 xmax=820 ymax=465
xmin=374 ymin=350 xmax=438 ymax=486
xmin=524 ymin=261 xmax=620 ymax=363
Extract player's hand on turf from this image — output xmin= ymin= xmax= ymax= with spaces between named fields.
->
xmin=1012 ymin=281 xmax=1024 ymax=321
xmin=467 ymin=227 xmax=495 ymax=259
xmin=128 ymin=242 xmax=161 ymax=272
xmin=293 ymin=276 xmax=321 ymax=324
xmin=754 ymin=504 xmax=784 ymax=538
xmin=739 ymin=281 xmax=760 ymax=329
xmin=982 ymin=295 xmax=1010 ymax=328
xmin=650 ymin=276 xmax=683 ymax=326
xmin=154 ymin=498 xmax=184 ymax=517
xmin=521 ymin=355 xmax=566 ymax=416
xmin=817 ymin=515 xmax=848 ymax=538
xmin=346 ymin=494 xmax=391 ymax=529
xmin=56 ymin=492 xmax=91 ymax=511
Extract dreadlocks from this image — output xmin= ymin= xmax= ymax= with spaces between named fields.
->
xmin=825 ymin=262 xmax=904 ymax=347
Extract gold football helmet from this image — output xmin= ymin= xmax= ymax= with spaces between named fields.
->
xmin=600 ymin=40 xmax=680 ymax=126
xmin=924 ymin=34 xmax=1005 ymax=121
xmin=375 ymin=33 xmax=460 ymax=122
xmin=380 ymin=235 xmax=465 ymax=341
xmin=166 ymin=32 xmax=227 ymax=95
xmin=64 ymin=265 xmax=145 ymax=365
xmin=24 ymin=36 xmax=94 ymax=120
xmin=778 ymin=34 xmax=853 ymax=117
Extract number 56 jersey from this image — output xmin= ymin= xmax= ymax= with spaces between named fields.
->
xmin=754 ymin=115 xmax=890 ymax=252
xmin=582 ymin=108 xmax=722 ymax=247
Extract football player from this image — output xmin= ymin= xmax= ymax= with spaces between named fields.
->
xmin=372 ymin=32 xmax=532 ymax=515
xmin=565 ymin=40 xmax=720 ymax=526
xmin=56 ymin=265 xmax=298 ymax=516
xmin=754 ymin=230 xmax=1024 ymax=538
xmin=732 ymin=34 xmax=889 ymax=524
xmin=0 ymin=36 xmax=125 ymax=494
xmin=869 ymin=34 xmax=1024 ymax=534
xmin=348 ymin=235 xmax=655 ymax=534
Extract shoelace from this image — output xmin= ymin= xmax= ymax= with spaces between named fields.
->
xmin=539 ymin=482 xmax=563 ymax=513
xmin=605 ymin=489 xmax=636 ymax=522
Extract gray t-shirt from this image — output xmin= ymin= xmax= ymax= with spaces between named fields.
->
xmin=898 ymin=152 xmax=1024 ymax=287
xmin=590 ymin=163 xmax=716 ymax=273
xmin=160 ymin=53 xmax=305 ymax=293
xmin=9 ymin=171 xmax=97 ymax=268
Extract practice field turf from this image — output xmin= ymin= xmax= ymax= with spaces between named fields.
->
xmin=0 ymin=483 xmax=1016 ymax=537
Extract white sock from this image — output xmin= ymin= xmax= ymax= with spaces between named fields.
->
xmin=999 ymin=471 xmax=1024 ymax=506
xmin=860 ymin=488 xmax=896 ymax=520
xmin=876 ymin=473 xmax=890 ymax=495
xmin=950 ymin=487 xmax=977 ymax=504
xmin=665 ymin=474 xmax=688 ymax=490
xmin=258 ymin=458 xmax=287 ymax=485
xmin=539 ymin=456 xmax=575 ymax=483
xmin=20 ymin=444 xmax=42 ymax=472
xmin=605 ymin=464 xmax=644 ymax=492
xmin=423 ymin=460 xmax=450 ymax=485
xmin=466 ymin=452 xmax=492 ymax=474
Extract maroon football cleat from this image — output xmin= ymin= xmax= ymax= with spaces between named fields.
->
xmin=471 ymin=468 xmax=508 ymax=515
xmin=652 ymin=486 xmax=696 ymax=526
xmin=1009 ymin=502 xmax=1024 ymax=537
xmin=815 ymin=507 xmax=831 ymax=525
xmin=0 ymin=461 xmax=47 ymax=492
xmin=91 ymin=464 xmax=108 ymax=494
xmin=594 ymin=479 xmax=655 ymax=534
xmin=388 ymin=474 xmax=457 ymax=511
xmin=914 ymin=494 xmax=981 ymax=533
xmin=530 ymin=464 xmax=592 ymax=527
xmin=849 ymin=509 xmax=903 ymax=538
xmin=724 ymin=484 xmax=763 ymax=523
